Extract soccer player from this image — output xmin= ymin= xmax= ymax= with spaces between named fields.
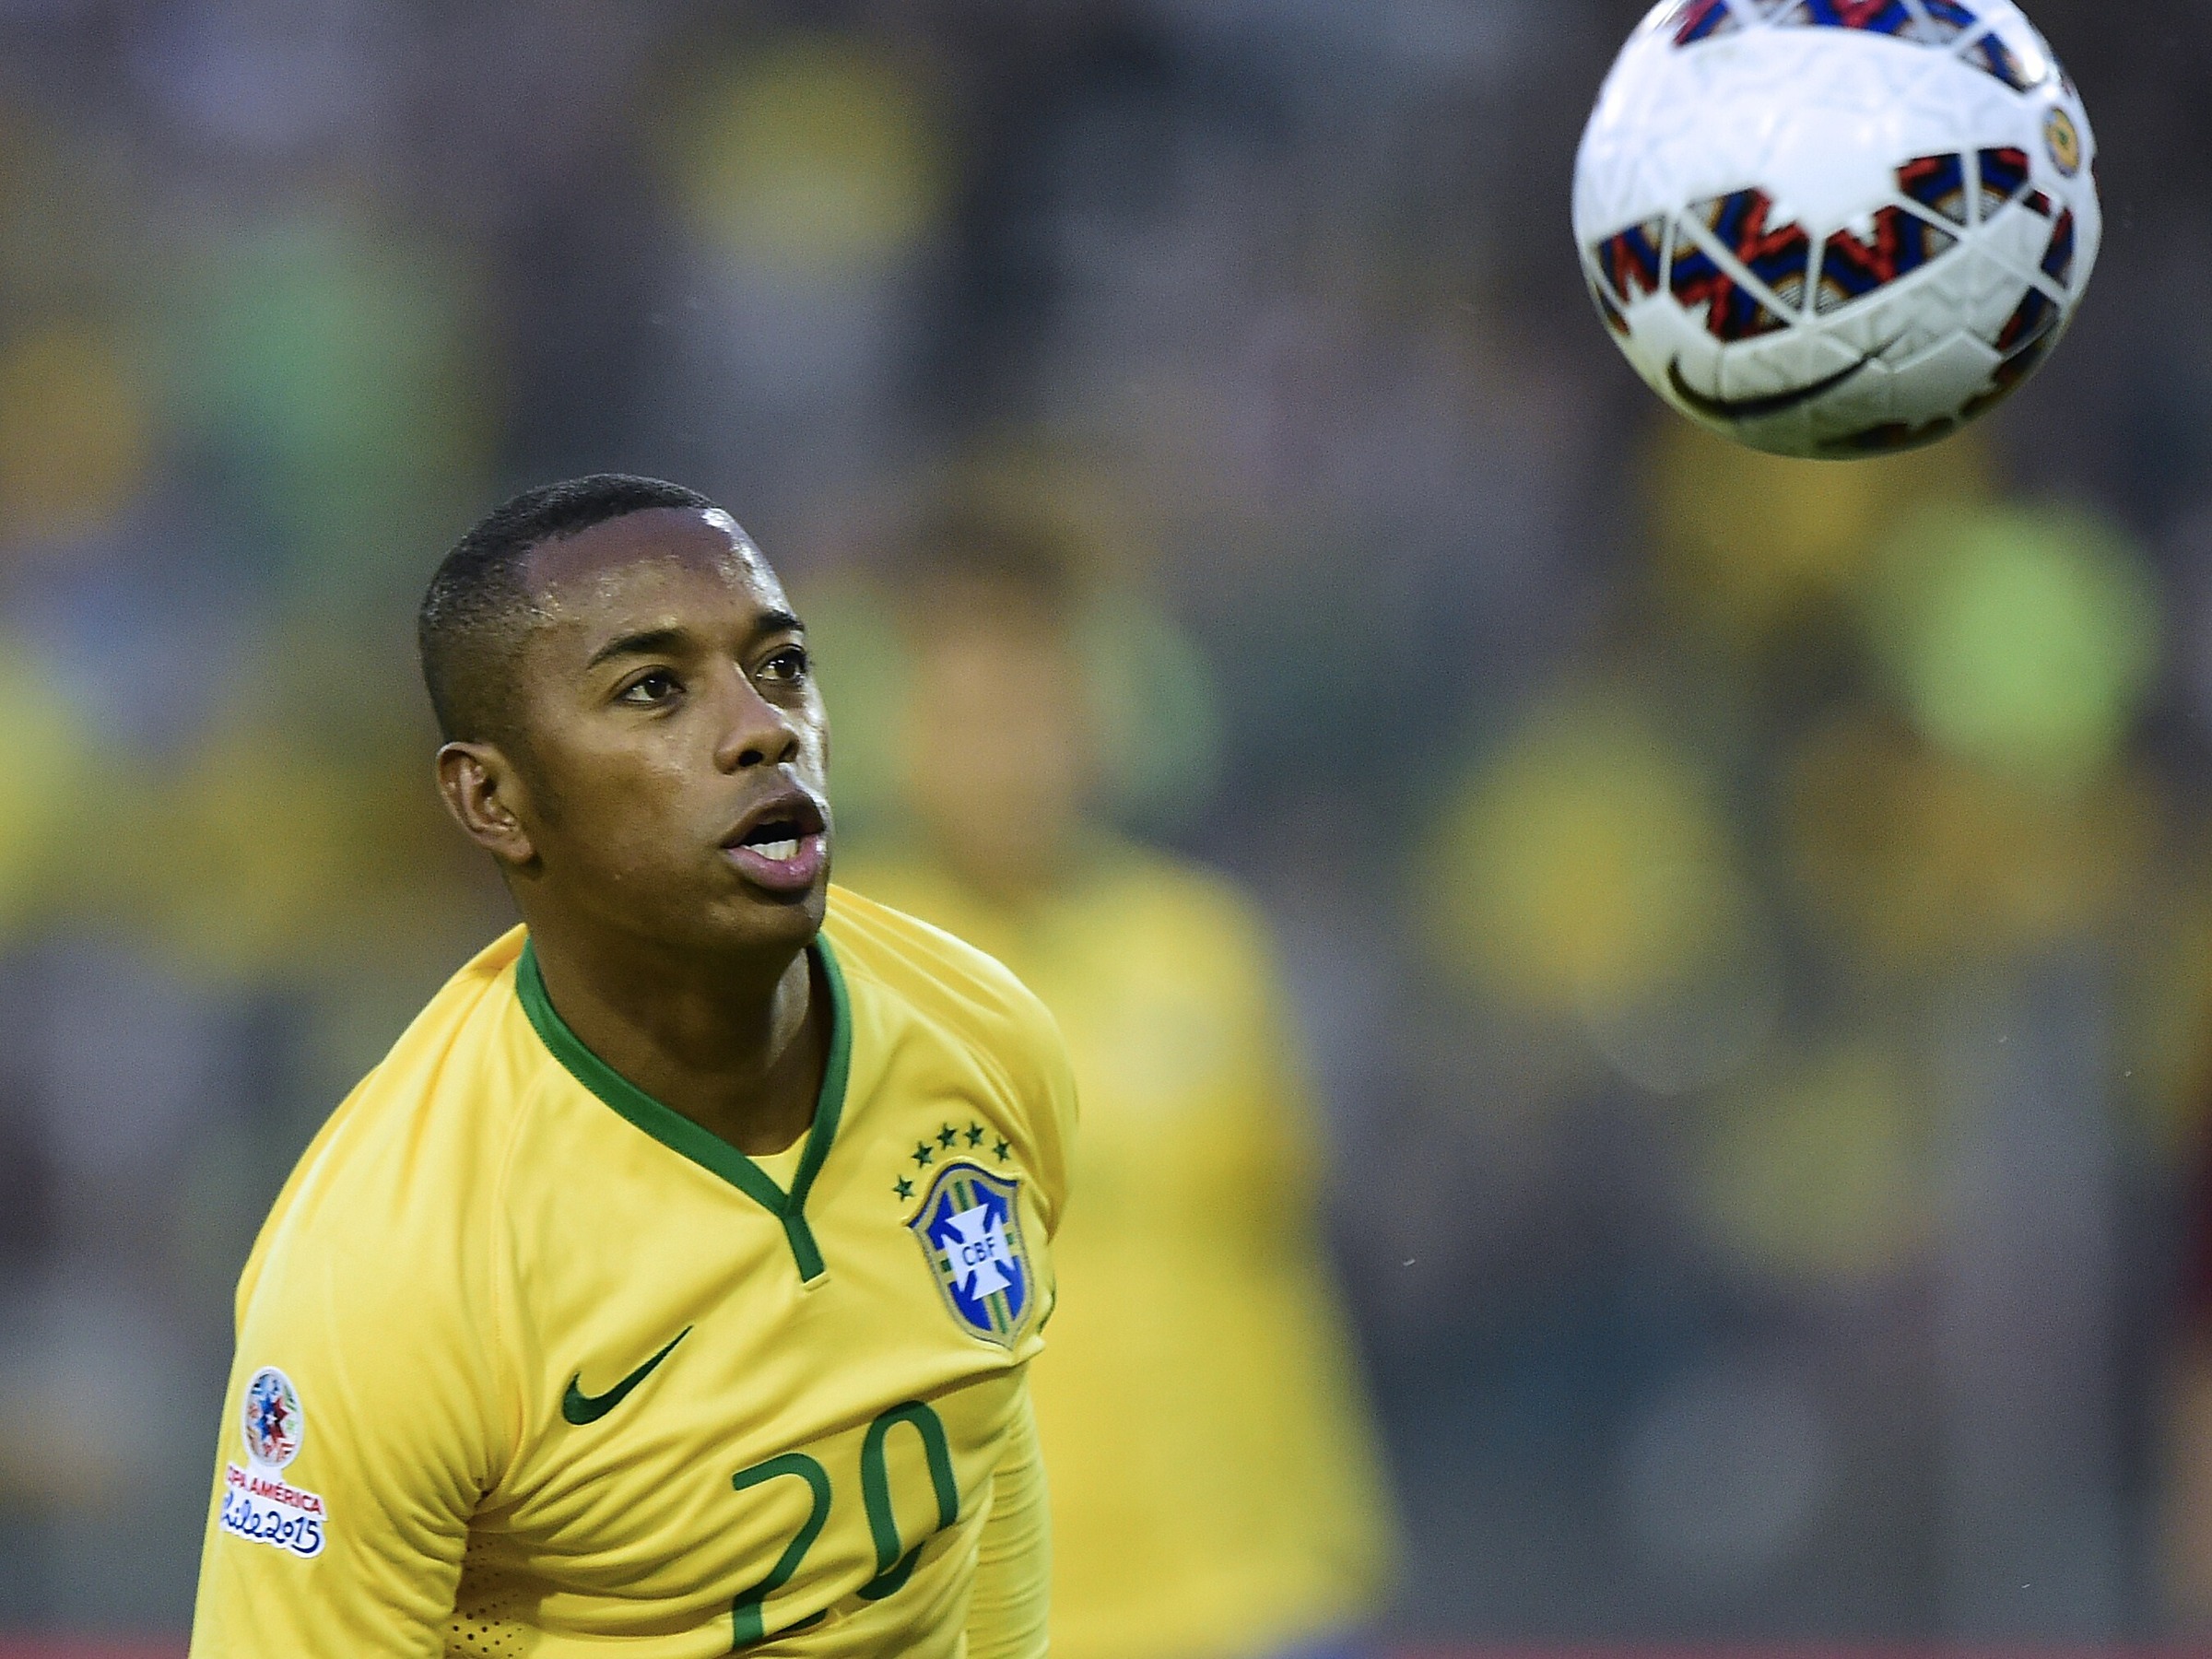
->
xmin=844 ymin=495 xmax=1392 ymax=1659
xmin=188 ymin=476 xmax=1075 ymax=1655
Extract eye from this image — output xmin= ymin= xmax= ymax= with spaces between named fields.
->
xmin=618 ymin=668 xmax=681 ymax=706
xmin=759 ymin=645 xmax=811 ymax=686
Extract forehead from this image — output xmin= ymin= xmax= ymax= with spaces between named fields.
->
xmin=910 ymin=574 xmax=1073 ymax=654
xmin=524 ymin=507 xmax=787 ymax=627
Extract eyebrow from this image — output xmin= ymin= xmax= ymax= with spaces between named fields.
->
xmin=582 ymin=611 xmax=806 ymax=673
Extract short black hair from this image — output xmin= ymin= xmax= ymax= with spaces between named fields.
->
xmin=893 ymin=492 xmax=1086 ymax=629
xmin=418 ymin=473 xmax=720 ymax=744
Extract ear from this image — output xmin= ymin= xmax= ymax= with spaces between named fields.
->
xmin=435 ymin=742 xmax=538 ymax=868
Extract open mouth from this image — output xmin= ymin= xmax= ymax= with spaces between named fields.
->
xmin=735 ymin=818 xmax=812 ymax=864
xmin=721 ymin=793 xmax=830 ymax=893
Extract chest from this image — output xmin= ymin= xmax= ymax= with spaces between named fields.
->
xmin=465 ymin=1086 xmax=1051 ymax=1645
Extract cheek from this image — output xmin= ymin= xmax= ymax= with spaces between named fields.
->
xmin=990 ymin=716 xmax=1068 ymax=784
xmin=995 ymin=690 xmax=1088 ymax=782
xmin=534 ymin=746 xmax=691 ymax=859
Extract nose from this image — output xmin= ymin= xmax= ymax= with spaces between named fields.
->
xmin=710 ymin=665 xmax=804 ymax=773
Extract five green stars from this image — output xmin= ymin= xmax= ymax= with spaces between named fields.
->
xmin=898 ymin=1124 xmax=1017 ymax=1199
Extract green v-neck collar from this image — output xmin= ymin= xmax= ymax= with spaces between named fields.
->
xmin=514 ymin=935 xmax=852 ymax=1283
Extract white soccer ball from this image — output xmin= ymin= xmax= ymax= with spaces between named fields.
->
xmin=1574 ymin=0 xmax=2098 ymax=459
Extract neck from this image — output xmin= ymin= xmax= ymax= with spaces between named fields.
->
xmin=522 ymin=917 xmax=827 ymax=1159
xmin=930 ymin=825 xmax=1086 ymax=910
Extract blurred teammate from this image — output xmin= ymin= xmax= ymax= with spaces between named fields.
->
xmin=189 ymin=477 xmax=1074 ymax=1654
xmin=846 ymin=496 xmax=1392 ymax=1659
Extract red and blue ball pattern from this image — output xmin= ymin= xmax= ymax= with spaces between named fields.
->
xmin=1665 ymin=0 xmax=2061 ymax=94
xmin=1589 ymin=149 xmax=2073 ymax=355
xmin=1670 ymin=191 xmax=1810 ymax=341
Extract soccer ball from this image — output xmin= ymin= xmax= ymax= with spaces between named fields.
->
xmin=1574 ymin=0 xmax=2098 ymax=459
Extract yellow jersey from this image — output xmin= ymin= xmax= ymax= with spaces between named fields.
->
xmin=845 ymin=842 xmax=1391 ymax=1659
xmin=189 ymin=888 xmax=1076 ymax=1657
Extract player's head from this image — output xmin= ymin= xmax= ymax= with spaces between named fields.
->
xmin=890 ymin=494 xmax=1099 ymax=898
xmin=422 ymin=475 xmax=831 ymax=960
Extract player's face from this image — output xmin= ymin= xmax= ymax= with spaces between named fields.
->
xmin=490 ymin=507 xmax=832 ymax=958
xmin=900 ymin=587 xmax=1095 ymax=897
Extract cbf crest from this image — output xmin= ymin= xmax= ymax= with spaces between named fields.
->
xmin=910 ymin=1162 xmax=1033 ymax=1347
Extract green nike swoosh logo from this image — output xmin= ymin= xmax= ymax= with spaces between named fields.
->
xmin=561 ymin=1327 xmax=691 ymax=1426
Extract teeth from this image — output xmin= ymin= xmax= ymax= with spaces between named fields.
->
xmin=751 ymin=839 xmax=800 ymax=862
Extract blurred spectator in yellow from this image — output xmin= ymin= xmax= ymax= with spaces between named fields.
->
xmin=841 ymin=491 xmax=1392 ymax=1659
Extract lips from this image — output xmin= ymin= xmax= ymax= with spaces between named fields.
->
xmin=721 ymin=787 xmax=830 ymax=895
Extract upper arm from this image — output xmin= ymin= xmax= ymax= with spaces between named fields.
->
xmin=1006 ymin=989 xmax=1079 ymax=1241
xmin=190 ymin=1211 xmax=503 ymax=1653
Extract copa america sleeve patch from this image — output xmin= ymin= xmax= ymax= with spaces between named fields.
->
xmin=217 ymin=1367 xmax=328 ymax=1559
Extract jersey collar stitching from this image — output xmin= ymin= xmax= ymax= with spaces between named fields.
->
xmin=513 ymin=935 xmax=851 ymax=1283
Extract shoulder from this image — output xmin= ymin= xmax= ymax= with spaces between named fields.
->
xmin=1097 ymin=844 xmax=1272 ymax=935
xmin=823 ymin=885 xmax=1065 ymax=1080
xmin=241 ymin=926 xmax=539 ymax=1317
xmin=226 ymin=930 xmax=539 ymax=1476
xmin=1078 ymin=844 xmax=1288 ymax=994
xmin=824 ymin=885 xmax=1077 ymax=1220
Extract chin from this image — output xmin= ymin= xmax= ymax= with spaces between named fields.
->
xmin=716 ymin=881 xmax=830 ymax=951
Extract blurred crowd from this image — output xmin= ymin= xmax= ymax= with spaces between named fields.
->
xmin=2 ymin=0 xmax=2212 ymax=1645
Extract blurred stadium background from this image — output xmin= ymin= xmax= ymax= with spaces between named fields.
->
xmin=2 ymin=0 xmax=2211 ymax=1651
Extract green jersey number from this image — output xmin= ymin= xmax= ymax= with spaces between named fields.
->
xmin=728 ymin=1453 xmax=832 ymax=1645
xmin=857 ymin=1402 xmax=959 ymax=1601
xmin=728 ymin=1400 xmax=959 ymax=1647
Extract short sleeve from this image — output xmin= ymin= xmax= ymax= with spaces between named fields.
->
xmin=189 ymin=1166 xmax=507 ymax=1653
xmin=1007 ymin=985 xmax=1080 ymax=1243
